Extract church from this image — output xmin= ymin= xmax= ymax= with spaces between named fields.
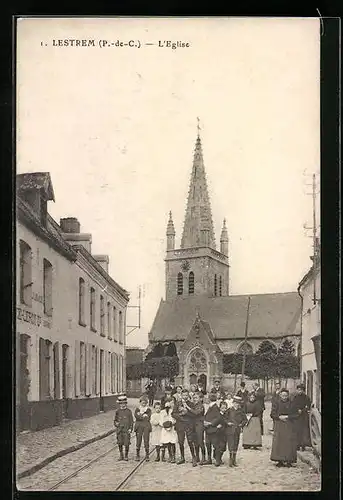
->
xmin=148 ymin=127 xmax=301 ymax=390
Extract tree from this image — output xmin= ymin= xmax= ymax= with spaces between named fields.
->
xmin=278 ymin=339 xmax=296 ymax=357
xmin=126 ymin=356 xmax=179 ymax=381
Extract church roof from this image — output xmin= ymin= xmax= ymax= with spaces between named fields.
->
xmin=149 ymin=292 xmax=301 ymax=342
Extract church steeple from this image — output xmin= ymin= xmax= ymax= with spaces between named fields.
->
xmin=181 ymin=120 xmax=216 ymax=249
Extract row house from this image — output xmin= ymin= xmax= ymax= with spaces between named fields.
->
xmin=16 ymin=172 xmax=129 ymax=431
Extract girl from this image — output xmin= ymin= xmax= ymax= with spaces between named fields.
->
xmin=242 ymin=392 xmax=263 ymax=450
xmin=160 ymin=397 xmax=178 ymax=463
xmin=150 ymin=401 xmax=163 ymax=462
xmin=224 ymin=391 xmax=234 ymax=409
xmin=134 ymin=395 xmax=152 ymax=461
xmin=173 ymin=385 xmax=183 ymax=403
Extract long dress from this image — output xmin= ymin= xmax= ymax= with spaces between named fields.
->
xmin=160 ymin=409 xmax=178 ymax=445
xmin=242 ymin=401 xmax=262 ymax=448
xmin=150 ymin=411 xmax=163 ymax=446
xmin=270 ymin=399 xmax=299 ymax=463
xmin=291 ymin=393 xmax=312 ymax=448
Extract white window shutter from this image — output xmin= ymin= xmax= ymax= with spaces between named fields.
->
xmin=85 ymin=344 xmax=92 ymax=396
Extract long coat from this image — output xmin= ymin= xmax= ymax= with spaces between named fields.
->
xmin=134 ymin=407 xmax=152 ymax=433
xmin=291 ymin=393 xmax=312 ymax=448
xmin=204 ymin=403 xmax=224 ymax=448
xmin=270 ymin=399 xmax=299 ymax=463
xmin=243 ymin=400 xmax=262 ymax=447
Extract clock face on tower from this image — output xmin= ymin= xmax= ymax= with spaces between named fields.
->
xmin=181 ymin=260 xmax=190 ymax=272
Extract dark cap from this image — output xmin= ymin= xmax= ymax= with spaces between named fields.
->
xmin=297 ymin=383 xmax=305 ymax=390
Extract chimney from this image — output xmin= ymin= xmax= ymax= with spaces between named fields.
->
xmin=60 ymin=217 xmax=80 ymax=233
xmin=93 ymin=255 xmax=109 ymax=274
xmin=60 ymin=217 xmax=92 ymax=253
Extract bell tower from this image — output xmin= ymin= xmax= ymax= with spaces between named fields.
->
xmin=165 ymin=120 xmax=230 ymax=300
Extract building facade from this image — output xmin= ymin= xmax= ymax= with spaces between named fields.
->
xmin=298 ymin=243 xmax=321 ymax=409
xmin=148 ymin=130 xmax=301 ymax=390
xmin=16 ymin=173 xmax=129 ymax=431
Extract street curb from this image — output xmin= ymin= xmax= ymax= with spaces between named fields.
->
xmin=297 ymin=450 xmax=321 ymax=473
xmin=17 ymin=429 xmax=115 ymax=480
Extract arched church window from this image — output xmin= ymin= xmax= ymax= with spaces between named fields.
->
xmin=189 ymin=348 xmax=207 ymax=373
xmin=189 ymin=272 xmax=194 ymax=295
xmin=219 ymin=276 xmax=222 ymax=296
xmin=214 ymin=274 xmax=217 ymax=296
xmin=177 ymin=273 xmax=183 ymax=295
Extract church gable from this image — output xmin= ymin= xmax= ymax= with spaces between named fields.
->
xmin=179 ymin=314 xmax=221 ymax=363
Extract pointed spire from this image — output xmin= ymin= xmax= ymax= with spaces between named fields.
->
xmin=166 ymin=211 xmax=176 ymax=251
xmin=220 ymin=218 xmax=229 ymax=256
xmin=181 ymin=121 xmax=216 ymax=249
xmin=166 ymin=211 xmax=175 ymax=236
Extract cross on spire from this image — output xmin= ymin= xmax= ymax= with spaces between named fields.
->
xmin=197 ymin=117 xmax=201 ymax=137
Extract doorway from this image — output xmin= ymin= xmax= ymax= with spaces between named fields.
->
xmin=19 ymin=334 xmax=30 ymax=430
xmin=62 ymin=344 xmax=69 ymax=418
xmin=198 ymin=373 xmax=207 ymax=392
xmin=100 ymin=349 xmax=104 ymax=411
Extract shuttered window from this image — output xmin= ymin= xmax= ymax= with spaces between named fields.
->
xmin=20 ymin=240 xmax=32 ymax=307
xmin=43 ymin=259 xmax=53 ymax=316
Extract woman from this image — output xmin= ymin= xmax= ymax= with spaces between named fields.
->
xmin=160 ymin=397 xmax=178 ymax=463
xmin=242 ymin=392 xmax=262 ymax=450
xmin=270 ymin=388 xmax=299 ymax=467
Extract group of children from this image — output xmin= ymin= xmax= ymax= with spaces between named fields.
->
xmin=113 ymin=384 xmax=259 ymax=467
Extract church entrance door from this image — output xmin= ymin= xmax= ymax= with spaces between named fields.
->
xmin=198 ymin=373 xmax=207 ymax=392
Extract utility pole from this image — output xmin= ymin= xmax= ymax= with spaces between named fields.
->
xmin=241 ymin=296 xmax=251 ymax=382
xmin=303 ymin=172 xmax=320 ymax=305
xmin=126 ymin=285 xmax=142 ymax=336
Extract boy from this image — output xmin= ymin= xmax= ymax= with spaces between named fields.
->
xmin=203 ymin=392 xmax=223 ymax=466
xmin=113 ymin=394 xmax=134 ymax=461
xmin=172 ymin=388 xmax=195 ymax=465
xmin=134 ymin=394 xmax=152 ymax=461
xmin=225 ymin=395 xmax=247 ymax=467
xmin=184 ymin=391 xmax=206 ymax=464
xmin=160 ymin=386 xmax=173 ymax=409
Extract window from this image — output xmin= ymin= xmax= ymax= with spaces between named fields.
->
xmin=113 ymin=306 xmax=117 ymax=341
xmin=80 ymin=342 xmax=86 ymax=396
xmin=79 ymin=278 xmax=86 ymax=325
xmin=19 ymin=240 xmax=32 ymax=306
xmin=90 ymin=288 xmax=96 ymax=331
xmin=189 ymin=272 xmax=194 ymax=295
xmin=107 ymin=302 xmax=111 ymax=337
xmin=237 ymin=342 xmax=253 ymax=355
xmin=219 ymin=276 xmax=222 ymax=297
xmin=119 ymin=311 xmax=123 ymax=344
xmin=53 ymin=342 xmax=60 ymax=399
xmin=43 ymin=259 xmax=53 ymax=316
xmin=177 ymin=273 xmax=183 ymax=295
xmin=100 ymin=295 xmax=105 ymax=335
xmin=214 ymin=274 xmax=217 ymax=296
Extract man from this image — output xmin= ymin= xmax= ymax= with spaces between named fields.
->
xmin=291 ymin=383 xmax=312 ymax=451
xmin=210 ymin=378 xmax=225 ymax=399
xmin=253 ymin=382 xmax=266 ymax=435
xmin=270 ymin=382 xmax=281 ymax=432
xmin=172 ymin=388 xmax=197 ymax=466
xmin=236 ymin=381 xmax=249 ymax=411
xmin=145 ymin=379 xmax=156 ymax=406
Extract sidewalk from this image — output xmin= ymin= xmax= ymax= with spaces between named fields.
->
xmin=16 ymin=398 xmax=138 ymax=479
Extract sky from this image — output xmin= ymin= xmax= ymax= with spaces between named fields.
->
xmin=17 ymin=17 xmax=320 ymax=348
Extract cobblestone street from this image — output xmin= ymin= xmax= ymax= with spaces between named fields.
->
xmin=17 ymin=403 xmax=321 ymax=492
